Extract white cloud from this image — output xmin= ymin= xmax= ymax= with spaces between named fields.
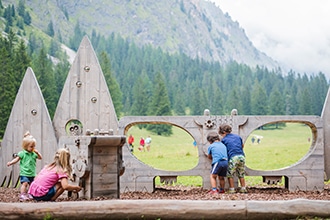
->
xmin=210 ymin=0 xmax=330 ymax=78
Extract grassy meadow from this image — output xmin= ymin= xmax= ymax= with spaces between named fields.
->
xmin=128 ymin=123 xmax=313 ymax=187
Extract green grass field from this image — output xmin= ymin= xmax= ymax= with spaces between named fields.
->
xmin=244 ymin=123 xmax=312 ymax=170
xmin=128 ymin=123 xmax=313 ymax=187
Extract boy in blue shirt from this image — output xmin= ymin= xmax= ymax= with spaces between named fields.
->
xmin=207 ymin=131 xmax=228 ymax=194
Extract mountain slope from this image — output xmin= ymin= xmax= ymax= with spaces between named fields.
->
xmin=3 ymin=0 xmax=279 ymax=70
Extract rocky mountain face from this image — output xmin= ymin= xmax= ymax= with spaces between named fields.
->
xmin=3 ymin=0 xmax=279 ymax=69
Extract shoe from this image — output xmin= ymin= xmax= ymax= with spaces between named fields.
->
xmin=239 ymin=188 xmax=248 ymax=193
xmin=27 ymin=193 xmax=34 ymax=200
xmin=19 ymin=193 xmax=29 ymax=202
xmin=219 ymin=189 xmax=225 ymax=194
xmin=208 ymin=189 xmax=219 ymax=195
xmin=227 ymin=189 xmax=236 ymax=194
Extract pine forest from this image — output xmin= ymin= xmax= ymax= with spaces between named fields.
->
xmin=0 ymin=1 xmax=329 ymax=138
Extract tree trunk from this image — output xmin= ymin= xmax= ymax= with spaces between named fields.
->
xmin=0 ymin=199 xmax=329 ymax=220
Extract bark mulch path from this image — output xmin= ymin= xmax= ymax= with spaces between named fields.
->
xmin=1 ymin=184 xmax=330 ymax=203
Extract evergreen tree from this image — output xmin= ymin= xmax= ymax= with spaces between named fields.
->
xmin=190 ymin=83 xmax=208 ymax=115
xmin=130 ymin=72 xmax=151 ymax=129
xmin=240 ymin=86 xmax=251 ymax=115
xmin=130 ymin=74 xmax=150 ymax=116
xmin=17 ymin=17 xmax=24 ymax=29
xmin=287 ymin=80 xmax=299 ymax=115
xmin=251 ymin=80 xmax=268 ymax=115
xmin=23 ymin=11 xmax=31 ymax=25
xmin=11 ymin=4 xmax=15 ymax=17
xmin=268 ymin=88 xmax=285 ymax=115
xmin=69 ymin=22 xmax=85 ymax=51
xmin=54 ymin=55 xmax=70 ymax=102
xmin=121 ymin=70 xmax=135 ymax=115
xmin=201 ymin=70 xmax=225 ymax=115
xmin=173 ymin=91 xmax=186 ymax=115
xmin=130 ymin=72 xmax=151 ymax=116
xmin=32 ymin=47 xmax=57 ymax=118
xmin=91 ymin=29 xmax=100 ymax=49
xmin=48 ymin=39 xmax=60 ymax=57
xmin=17 ymin=0 xmax=25 ymax=17
xmin=7 ymin=29 xmax=16 ymax=50
xmin=57 ymin=30 xmax=63 ymax=43
xmin=99 ymin=51 xmax=123 ymax=117
xmin=147 ymin=73 xmax=172 ymax=136
xmin=27 ymin=32 xmax=38 ymax=55
xmin=4 ymin=22 xmax=10 ymax=33
xmin=298 ymin=88 xmax=312 ymax=115
xmin=310 ymin=73 xmax=328 ymax=115
xmin=212 ymin=86 xmax=224 ymax=115
xmin=0 ymin=32 xmax=26 ymax=138
xmin=0 ymin=36 xmax=16 ymax=138
xmin=225 ymin=88 xmax=241 ymax=115
xmin=47 ymin=21 xmax=55 ymax=37
xmin=13 ymin=40 xmax=31 ymax=92
xmin=4 ymin=6 xmax=13 ymax=26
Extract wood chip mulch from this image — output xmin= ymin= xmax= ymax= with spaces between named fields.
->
xmin=1 ymin=184 xmax=330 ymax=203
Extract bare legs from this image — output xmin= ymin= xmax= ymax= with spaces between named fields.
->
xmin=210 ymin=174 xmax=217 ymax=189
xmin=218 ymin=176 xmax=225 ymax=190
xmin=51 ymin=182 xmax=65 ymax=201
xmin=228 ymin=177 xmax=246 ymax=190
xmin=21 ymin=182 xmax=29 ymax=194
xmin=210 ymin=175 xmax=225 ymax=191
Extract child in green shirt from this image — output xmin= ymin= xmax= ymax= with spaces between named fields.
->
xmin=7 ymin=131 xmax=42 ymax=201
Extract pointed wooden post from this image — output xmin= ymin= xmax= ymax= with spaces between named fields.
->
xmin=0 ymin=67 xmax=57 ymax=187
xmin=53 ymin=35 xmax=119 ymax=139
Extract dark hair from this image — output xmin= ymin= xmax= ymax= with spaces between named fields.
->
xmin=207 ymin=131 xmax=220 ymax=143
xmin=219 ymin=124 xmax=232 ymax=134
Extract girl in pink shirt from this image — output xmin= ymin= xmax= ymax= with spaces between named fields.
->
xmin=28 ymin=148 xmax=81 ymax=201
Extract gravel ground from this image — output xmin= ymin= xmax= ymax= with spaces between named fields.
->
xmin=1 ymin=184 xmax=330 ymax=203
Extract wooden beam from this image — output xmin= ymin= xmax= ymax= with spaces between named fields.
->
xmin=0 ymin=199 xmax=329 ymax=219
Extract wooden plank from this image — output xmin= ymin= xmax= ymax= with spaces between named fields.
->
xmin=92 ymin=163 xmax=118 ymax=173
xmin=92 ymin=174 xmax=118 ymax=185
xmin=93 ymin=146 xmax=117 ymax=156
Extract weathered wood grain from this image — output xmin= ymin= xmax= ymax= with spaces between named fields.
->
xmin=0 ymin=199 xmax=329 ymax=220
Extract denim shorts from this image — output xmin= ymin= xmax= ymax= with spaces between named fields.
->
xmin=33 ymin=186 xmax=56 ymax=201
xmin=20 ymin=176 xmax=34 ymax=184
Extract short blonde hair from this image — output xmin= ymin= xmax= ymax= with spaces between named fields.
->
xmin=22 ymin=131 xmax=36 ymax=150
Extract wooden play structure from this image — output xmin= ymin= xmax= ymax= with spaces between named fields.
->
xmin=119 ymin=113 xmax=327 ymax=192
xmin=1 ymin=36 xmax=330 ymax=201
xmin=0 ymin=37 xmax=125 ymax=199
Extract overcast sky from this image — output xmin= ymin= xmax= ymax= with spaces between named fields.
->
xmin=210 ymin=0 xmax=330 ymax=78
